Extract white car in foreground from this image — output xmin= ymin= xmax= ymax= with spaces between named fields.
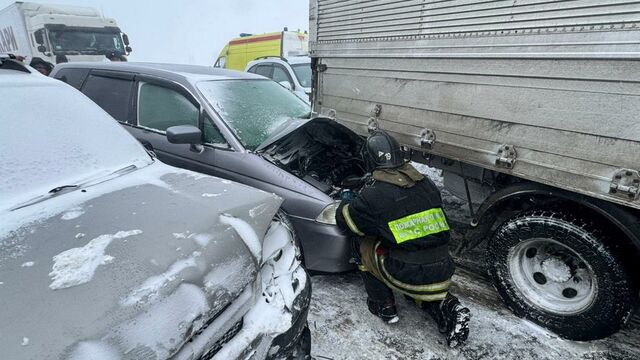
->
xmin=0 ymin=55 xmax=311 ymax=360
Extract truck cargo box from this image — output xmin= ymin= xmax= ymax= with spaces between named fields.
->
xmin=310 ymin=0 xmax=640 ymax=210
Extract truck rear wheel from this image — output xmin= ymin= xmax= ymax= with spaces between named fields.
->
xmin=487 ymin=210 xmax=635 ymax=340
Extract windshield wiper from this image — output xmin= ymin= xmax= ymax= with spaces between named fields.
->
xmin=10 ymin=164 xmax=139 ymax=211
xmin=10 ymin=184 xmax=81 ymax=211
xmin=49 ymin=185 xmax=79 ymax=194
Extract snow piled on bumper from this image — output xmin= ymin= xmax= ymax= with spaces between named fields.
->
xmin=220 ymin=214 xmax=262 ymax=262
xmin=212 ymin=221 xmax=309 ymax=359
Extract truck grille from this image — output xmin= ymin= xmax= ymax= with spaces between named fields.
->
xmin=199 ymin=319 xmax=244 ymax=360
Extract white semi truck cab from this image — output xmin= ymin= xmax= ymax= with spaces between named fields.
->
xmin=0 ymin=2 xmax=131 ymax=64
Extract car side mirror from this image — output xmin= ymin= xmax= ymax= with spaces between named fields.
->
xmin=167 ymin=125 xmax=204 ymax=153
xmin=278 ymin=81 xmax=292 ymax=91
xmin=34 ymin=29 xmax=45 ymax=45
xmin=122 ymin=33 xmax=130 ymax=46
xmin=125 ymin=46 xmax=132 ymax=53
xmin=166 ymin=125 xmax=202 ymax=144
xmin=37 ymin=45 xmax=47 ymax=53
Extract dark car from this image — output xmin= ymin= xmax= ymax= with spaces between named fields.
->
xmin=1 ymin=56 xmax=310 ymax=359
xmin=51 ymin=62 xmax=366 ymax=273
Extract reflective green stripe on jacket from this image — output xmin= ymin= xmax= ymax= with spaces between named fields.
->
xmin=388 ymin=208 xmax=450 ymax=244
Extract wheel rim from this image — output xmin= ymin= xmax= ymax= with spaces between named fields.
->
xmin=507 ymin=238 xmax=598 ymax=315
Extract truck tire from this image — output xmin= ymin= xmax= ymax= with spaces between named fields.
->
xmin=487 ymin=210 xmax=635 ymax=340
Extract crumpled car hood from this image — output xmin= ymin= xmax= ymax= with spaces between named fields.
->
xmin=255 ymin=117 xmax=314 ymax=152
xmin=0 ymin=162 xmax=281 ymax=359
xmin=256 ymin=117 xmax=365 ymax=192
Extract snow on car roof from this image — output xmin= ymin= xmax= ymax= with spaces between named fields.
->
xmin=0 ymin=70 xmax=53 ymax=85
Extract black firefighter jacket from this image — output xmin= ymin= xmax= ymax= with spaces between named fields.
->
xmin=336 ymin=164 xmax=456 ymax=285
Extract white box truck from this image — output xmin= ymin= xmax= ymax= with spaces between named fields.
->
xmin=0 ymin=1 xmax=131 ymax=64
xmin=310 ymin=0 xmax=640 ymax=341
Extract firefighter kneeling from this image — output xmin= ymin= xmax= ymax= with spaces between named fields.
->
xmin=336 ymin=130 xmax=471 ymax=348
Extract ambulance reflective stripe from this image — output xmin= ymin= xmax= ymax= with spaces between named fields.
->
xmin=388 ymin=208 xmax=449 ymax=244
xmin=342 ymin=204 xmax=364 ymax=236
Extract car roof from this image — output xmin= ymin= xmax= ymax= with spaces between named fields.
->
xmin=53 ymin=62 xmax=266 ymax=83
xmin=286 ymin=56 xmax=311 ymax=65
xmin=0 ymin=70 xmax=53 ymax=86
xmin=248 ymin=56 xmax=310 ymax=66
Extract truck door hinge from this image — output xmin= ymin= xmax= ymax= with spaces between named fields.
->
xmin=609 ymin=169 xmax=640 ymax=200
xmin=367 ymin=118 xmax=379 ymax=133
xmin=367 ymin=104 xmax=383 ymax=133
xmin=420 ymin=128 xmax=436 ymax=149
xmin=372 ymin=104 xmax=382 ymax=118
xmin=324 ymin=108 xmax=336 ymax=119
xmin=495 ymin=144 xmax=517 ymax=169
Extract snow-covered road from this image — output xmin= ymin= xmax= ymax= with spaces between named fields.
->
xmin=309 ymin=269 xmax=639 ymax=359
xmin=307 ymin=164 xmax=640 ymax=360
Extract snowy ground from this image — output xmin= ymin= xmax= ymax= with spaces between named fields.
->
xmin=307 ymin=164 xmax=640 ymax=360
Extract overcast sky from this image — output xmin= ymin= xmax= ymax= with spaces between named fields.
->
xmin=0 ymin=0 xmax=309 ymax=64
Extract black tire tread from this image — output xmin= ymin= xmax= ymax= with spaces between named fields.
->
xmin=487 ymin=209 xmax=636 ymax=341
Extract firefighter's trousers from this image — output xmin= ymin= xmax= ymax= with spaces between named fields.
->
xmin=355 ymin=237 xmax=454 ymax=304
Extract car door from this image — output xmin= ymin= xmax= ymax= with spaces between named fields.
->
xmin=271 ymin=64 xmax=295 ymax=90
xmin=80 ymin=70 xmax=135 ymax=122
xmin=127 ymin=77 xmax=278 ymax=189
xmin=122 ymin=78 xmax=228 ymax=177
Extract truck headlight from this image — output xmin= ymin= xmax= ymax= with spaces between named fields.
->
xmin=315 ymin=201 xmax=340 ymax=225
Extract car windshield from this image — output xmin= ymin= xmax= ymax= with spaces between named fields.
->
xmin=291 ymin=63 xmax=311 ymax=88
xmin=48 ymin=28 xmax=124 ymax=54
xmin=197 ymin=79 xmax=311 ymax=150
xmin=0 ymin=78 xmax=152 ymax=210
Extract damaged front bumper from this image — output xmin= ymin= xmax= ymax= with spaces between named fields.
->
xmin=206 ymin=219 xmax=312 ymax=360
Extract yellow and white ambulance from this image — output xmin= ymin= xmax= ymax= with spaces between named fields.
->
xmin=214 ymin=29 xmax=308 ymax=71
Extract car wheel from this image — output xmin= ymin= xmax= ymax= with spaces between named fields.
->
xmin=487 ymin=209 xmax=635 ymax=340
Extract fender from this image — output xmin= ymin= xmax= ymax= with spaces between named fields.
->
xmin=460 ymin=182 xmax=640 ymax=252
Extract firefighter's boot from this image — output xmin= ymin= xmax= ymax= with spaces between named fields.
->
xmin=425 ymin=294 xmax=470 ymax=348
xmin=367 ymin=299 xmax=399 ymax=324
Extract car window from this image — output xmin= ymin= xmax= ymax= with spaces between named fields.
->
xmin=272 ymin=66 xmax=292 ymax=85
xmin=53 ymin=68 xmax=89 ymax=90
xmin=82 ymin=74 xmax=133 ymax=121
xmin=203 ymin=113 xmax=229 ymax=148
xmin=137 ymin=82 xmax=199 ymax=132
xmin=252 ymin=65 xmax=273 ymax=78
xmin=291 ymin=63 xmax=311 ymax=88
xmin=215 ymin=57 xmax=226 ymax=68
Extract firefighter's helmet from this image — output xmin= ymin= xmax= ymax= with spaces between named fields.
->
xmin=363 ymin=130 xmax=405 ymax=171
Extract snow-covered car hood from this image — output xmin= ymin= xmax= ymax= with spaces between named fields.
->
xmin=0 ymin=162 xmax=281 ymax=359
